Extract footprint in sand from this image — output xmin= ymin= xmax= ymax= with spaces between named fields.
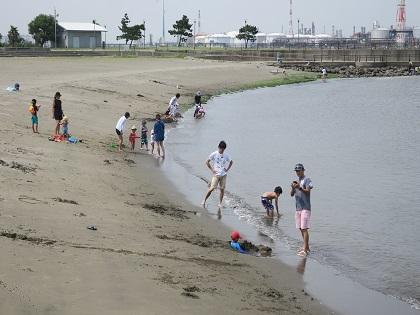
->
xmin=18 ymin=195 xmax=48 ymax=205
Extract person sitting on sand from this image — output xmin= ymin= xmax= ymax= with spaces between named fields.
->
xmin=129 ymin=126 xmax=140 ymax=151
xmin=140 ymin=120 xmax=149 ymax=151
xmin=28 ymin=99 xmax=41 ymax=133
xmin=60 ymin=116 xmax=69 ymax=138
xmin=115 ymin=112 xmax=130 ymax=152
xmin=230 ymin=231 xmax=247 ymax=253
xmin=230 ymin=231 xmax=272 ymax=256
xmin=261 ymin=186 xmax=283 ymax=218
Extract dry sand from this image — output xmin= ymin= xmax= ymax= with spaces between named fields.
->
xmin=0 ymin=57 xmax=331 ymax=315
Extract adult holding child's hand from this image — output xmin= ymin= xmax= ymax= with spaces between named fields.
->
xmin=52 ymin=91 xmax=63 ymax=136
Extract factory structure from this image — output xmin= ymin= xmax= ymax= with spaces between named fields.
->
xmin=192 ymin=0 xmax=419 ymax=47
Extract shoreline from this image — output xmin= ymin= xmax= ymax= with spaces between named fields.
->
xmin=0 ymin=56 xmax=331 ymax=314
xmin=162 ymin=85 xmax=420 ymax=315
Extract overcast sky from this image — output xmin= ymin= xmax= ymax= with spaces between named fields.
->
xmin=1 ymin=0 xmax=419 ymax=42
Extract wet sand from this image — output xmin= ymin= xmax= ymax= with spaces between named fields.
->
xmin=0 ymin=57 xmax=331 ymax=314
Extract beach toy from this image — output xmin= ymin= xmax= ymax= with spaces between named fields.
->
xmin=231 ymin=231 xmax=241 ymax=241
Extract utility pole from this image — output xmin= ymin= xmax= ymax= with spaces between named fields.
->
xmin=297 ymin=18 xmax=300 ymax=42
xmin=54 ymin=8 xmax=59 ymax=48
xmin=162 ymin=0 xmax=166 ymax=43
xmin=143 ymin=20 xmax=146 ymax=48
xmin=104 ymin=25 xmax=107 ymax=48
xmin=193 ymin=19 xmax=196 ymax=49
xmin=93 ymin=19 xmax=96 ymax=50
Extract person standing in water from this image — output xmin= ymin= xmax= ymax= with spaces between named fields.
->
xmin=52 ymin=92 xmax=63 ymax=136
xmin=153 ymin=114 xmax=165 ymax=158
xmin=291 ymin=163 xmax=313 ymax=257
xmin=202 ymin=141 xmax=233 ymax=208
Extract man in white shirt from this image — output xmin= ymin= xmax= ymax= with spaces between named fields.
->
xmin=115 ymin=112 xmax=130 ymax=152
xmin=167 ymin=93 xmax=181 ymax=117
xmin=202 ymin=141 xmax=233 ymax=208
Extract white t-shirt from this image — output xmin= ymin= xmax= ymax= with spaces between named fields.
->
xmin=168 ymin=96 xmax=179 ymax=116
xmin=116 ymin=116 xmax=127 ymax=132
xmin=208 ymin=151 xmax=232 ymax=177
xmin=322 ymin=68 xmax=327 ymax=75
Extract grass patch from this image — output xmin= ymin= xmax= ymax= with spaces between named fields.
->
xmin=217 ymin=72 xmax=318 ymax=96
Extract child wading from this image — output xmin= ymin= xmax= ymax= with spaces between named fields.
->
xmin=140 ymin=120 xmax=149 ymax=151
xmin=129 ymin=126 xmax=140 ymax=151
xmin=261 ymin=186 xmax=283 ymax=218
xmin=290 ymin=163 xmax=313 ymax=257
xmin=150 ymin=129 xmax=155 ymax=154
xmin=29 ymin=99 xmax=41 ymax=133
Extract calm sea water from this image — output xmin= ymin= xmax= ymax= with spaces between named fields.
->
xmin=163 ymin=76 xmax=420 ymax=313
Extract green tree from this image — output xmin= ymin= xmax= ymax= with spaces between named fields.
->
xmin=0 ymin=33 xmax=3 ymax=47
xmin=168 ymin=15 xmax=193 ymax=47
xmin=116 ymin=13 xmax=144 ymax=48
xmin=237 ymin=24 xmax=258 ymax=48
xmin=28 ymin=14 xmax=55 ymax=47
xmin=8 ymin=25 xmax=23 ymax=47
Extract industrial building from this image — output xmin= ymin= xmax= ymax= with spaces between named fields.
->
xmin=56 ymin=22 xmax=107 ymax=49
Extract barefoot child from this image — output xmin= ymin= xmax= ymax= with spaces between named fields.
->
xmin=140 ymin=120 xmax=149 ymax=151
xmin=28 ymin=99 xmax=41 ymax=133
xmin=60 ymin=116 xmax=69 ymax=138
xmin=129 ymin=126 xmax=140 ymax=151
xmin=150 ymin=129 xmax=155 ymax=154
xmin=261 ymin=186 xmax=283 ymax=217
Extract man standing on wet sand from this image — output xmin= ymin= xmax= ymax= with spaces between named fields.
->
xmin=291 ymin=163 xmax=313 ymax=257
xmin=202 ymin=141 xmax=233 ymax=208
xmin=153 ymin=114 xmax=165 ymax=158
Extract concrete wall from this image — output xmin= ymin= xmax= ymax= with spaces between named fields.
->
xmin=58 ymin=30 xmax=102 ymax=49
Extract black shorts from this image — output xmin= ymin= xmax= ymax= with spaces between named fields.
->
xmin=54 ymin=112 xmax=63 ymax=121
xmin=116 ymin=129 xmax=122 ymax=136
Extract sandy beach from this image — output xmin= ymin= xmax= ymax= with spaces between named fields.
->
xmin=0 ymin=56 xmax=331 ymax=315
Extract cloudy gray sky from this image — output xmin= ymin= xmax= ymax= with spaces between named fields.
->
xmin=1 ymin=0 xmax=419 ymax=42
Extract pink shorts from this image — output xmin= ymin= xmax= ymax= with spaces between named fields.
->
xmin=295 ymin=210 xmax=311 ymax=229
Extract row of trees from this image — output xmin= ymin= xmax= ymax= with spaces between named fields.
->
xmin=1 ymin=13 xmax=259 ymax=48
xmin=117 ymin=13 xmax=259 ymax=48
xmin=0 ymin=14 xmax=55 ymax=47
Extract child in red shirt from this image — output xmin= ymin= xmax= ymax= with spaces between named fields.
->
xmin=129 ymin=126 xmax=140 ymax=151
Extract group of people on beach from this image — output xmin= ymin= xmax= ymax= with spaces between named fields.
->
xmin=115 ymin=112 xmax=165 ymax=157
xmin=28 ymin=91 xmax=69 ymax=138
xmin=28 ymin=89 xmax=311 ymax=257
xmin=115 ymin=91 xmax=206 ymax=156
xmin=201 ymin=140 xmax=313 ymax=257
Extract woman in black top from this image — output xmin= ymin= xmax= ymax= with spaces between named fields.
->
xmin=52 ymin=91 xmax=63 ymax=135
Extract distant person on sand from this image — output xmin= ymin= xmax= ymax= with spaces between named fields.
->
xmin=115 ymin=112 xmax=130 ymax=152
xmin=52 ymin=92 xmax=63 ymax=135
xmin=290 ymin=163 xmax=313 ymax=257
xmin=202 ymin=141 xmax=233 ymax=208
xmin=194 ymin=91 xmax=206 ymax=119
xmin=140 ymin=120 xmax=149 ymax=151
xmin=129 ymin=125 xmax=140 ymax=151
xmin=153 ymin=114 xmax=165 ymax=158
xmin=29 ymin=99 xmax=41 ymax=133
xmin=261 ymin=186 xmax=283 ymax=218
xmin=167 ymin=93 xmax=181 ymax=118
xmin=321 ymin=67 xmax=327 ymax=80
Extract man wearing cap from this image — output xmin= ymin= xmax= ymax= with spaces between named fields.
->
xmin=291 ymin=163 xmax=313 ymax=257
